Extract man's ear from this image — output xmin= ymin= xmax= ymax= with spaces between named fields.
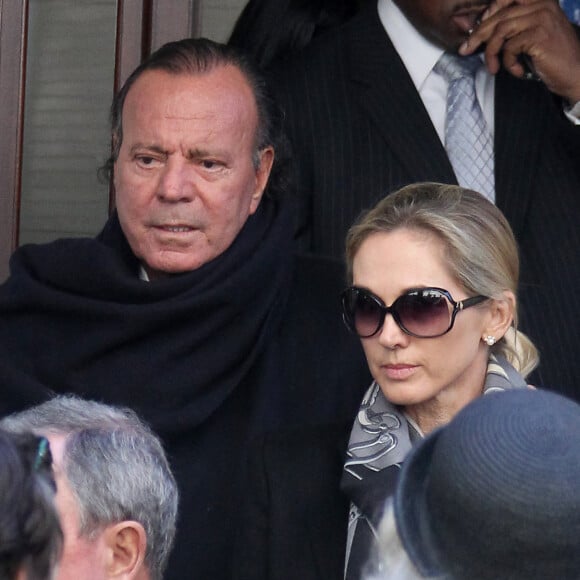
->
xmin=104 ymin=521 xmax=148 ymax=579
xmin=249 ymin=146 xmax=275 ymax=214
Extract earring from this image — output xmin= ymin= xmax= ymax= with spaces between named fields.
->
xmin=483 ymin=335 xmax=496 ymax=346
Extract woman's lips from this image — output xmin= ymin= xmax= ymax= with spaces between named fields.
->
xmin=382 ymin=364 xmax=418 ymax=381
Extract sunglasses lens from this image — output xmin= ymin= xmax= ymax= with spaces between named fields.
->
xmin=343 ymin=289 xmax=382 ymax=337
xmin=397 ymin=290 xmax=451 ymax=337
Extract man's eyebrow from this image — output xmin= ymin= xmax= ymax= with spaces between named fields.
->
xmin=186 ymin=147 xmax=212 ymax=159
xmin=129 ymin=143 xmax=167 ymax=156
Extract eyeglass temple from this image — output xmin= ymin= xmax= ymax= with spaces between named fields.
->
xmin=34 ymin=437 xmax=50 ymax=471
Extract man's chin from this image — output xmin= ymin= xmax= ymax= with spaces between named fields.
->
xmin=141 ymin=255 xmax=208 ymax=280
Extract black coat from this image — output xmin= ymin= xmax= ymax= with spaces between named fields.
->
xmin=270 ymin=3 xmax=580 ymax=398
xmin=234 ymin=422 xmax=351 ymax=580
xmin=0 ymin=201 xmax=371 ymax=580
xmin=164 ymin=255 xmax=370 ymax=579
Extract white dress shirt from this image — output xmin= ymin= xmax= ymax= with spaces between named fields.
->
xmin=377 ymin=0 xmax=496 ymax=145
xmin=377 ymin=0 xmax=580 ymax=131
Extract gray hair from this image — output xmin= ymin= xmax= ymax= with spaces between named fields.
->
xmin=346 ymin=182 xmax=539 ymax=378
xmin=0 ymin=396 xmax=178 ymax=580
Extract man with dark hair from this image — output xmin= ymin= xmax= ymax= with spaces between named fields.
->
xmin=0 ymin=38 xmax=370 ymax=579
xmin=1 ymin=396 xmax=178 ymax=580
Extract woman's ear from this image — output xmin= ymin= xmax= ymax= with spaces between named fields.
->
xmin=482 ymin=290 xmax=515 ymax=343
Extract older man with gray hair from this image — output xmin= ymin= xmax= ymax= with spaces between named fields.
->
xmin=1 ymin=395 xmax=178 ymax=580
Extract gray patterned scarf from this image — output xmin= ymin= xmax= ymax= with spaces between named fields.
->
xmin=341 ymin=354 xmax=528 ymax=579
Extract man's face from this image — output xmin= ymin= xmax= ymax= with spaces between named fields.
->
xmin=113 ymin=65 xmax=274 ymax=279
xmin=47 ymin=434 xmax=109 ymax=580
xmin=394 ymin=0 xmax=492 ymax=51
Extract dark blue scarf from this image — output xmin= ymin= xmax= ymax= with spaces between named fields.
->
xmin=0 ymin=196 xmax=294 ymax=434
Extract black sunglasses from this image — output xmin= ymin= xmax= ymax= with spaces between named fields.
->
xmin=341 ymin=286 xmax=488 ymax=339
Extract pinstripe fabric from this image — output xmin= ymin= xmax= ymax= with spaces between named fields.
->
xmin=270 ymin=4 xmax=580 ymax=398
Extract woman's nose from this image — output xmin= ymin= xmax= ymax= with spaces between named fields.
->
xmin=376 ymin=313 xmax=408 ymax=350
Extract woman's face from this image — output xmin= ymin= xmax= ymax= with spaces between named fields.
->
xmin=352 ymin=228 xmax=491 ymax=414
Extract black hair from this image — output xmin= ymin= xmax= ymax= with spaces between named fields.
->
xmin=100 ymin=38 xmax=290 ymax=200
xmin=228 ymin=0 xmax=361 ymax=69
xmin=0 ymin=429 xmax=62 ymax=580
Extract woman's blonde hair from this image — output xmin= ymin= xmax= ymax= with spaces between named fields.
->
xmin=345 ymin=182 xmax=538 ymax=377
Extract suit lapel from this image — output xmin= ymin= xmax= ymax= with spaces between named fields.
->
xmin=345 ymin=4 xmax=554 ymax=237
xmin=346 ymin=6 xmax=456 ymax=185
xmin=494 ymin=71 xmax=551 ymax=238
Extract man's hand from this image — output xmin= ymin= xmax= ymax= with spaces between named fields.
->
xmin=459 ymin=0 xmax=580 ymax=102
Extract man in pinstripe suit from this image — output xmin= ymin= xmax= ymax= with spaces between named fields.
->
xmin=271 ymin=0 xmax=580 ymax=399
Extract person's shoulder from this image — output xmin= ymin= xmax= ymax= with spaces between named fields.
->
xmin=292 ymin=252 xmax=348 ymax=285
xmin=4 ymin=214 xmax=135 ymax=290
xmin=273 ymin=2 xmax=378 ymax=66
xmin=268 ymin=4 xmax=384 ymax=99
xmin=12 ymin=212 xmax=119 ymax=270
xmin=286 ymin=253 xmax=349 ymax=317
xmin=6 ymin=236 xmax=96 ymax=279
xmin=268 ymin=13 xmax=356 ymax=81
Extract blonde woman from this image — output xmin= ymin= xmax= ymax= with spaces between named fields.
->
xmin=235 ymin=183 xmax=538 ymax=580
xmin=341 ymin=182 xmax=537 ymax=578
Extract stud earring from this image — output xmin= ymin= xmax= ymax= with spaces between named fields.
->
xmin=483 ymin=335 xmax=496 ymax=346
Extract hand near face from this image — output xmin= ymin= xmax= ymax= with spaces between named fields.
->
xmin=459 ymin=0 xmax=580 ymax=102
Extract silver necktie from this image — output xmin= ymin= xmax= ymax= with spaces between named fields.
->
xmin=435 ymin=53 xmax=495 ymax=202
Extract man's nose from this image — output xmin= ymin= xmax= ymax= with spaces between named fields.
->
xmin=157 ymin=160 xmax=195 ymax=202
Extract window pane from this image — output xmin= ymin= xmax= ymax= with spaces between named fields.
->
xmin=196 ymin=0 xmax=245 ymax=42
xmin=19 ymin=0 xmax=117 ymax=244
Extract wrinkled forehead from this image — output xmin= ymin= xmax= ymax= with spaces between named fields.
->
xmin=123 ymin=66 xmax=260 ymax=137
